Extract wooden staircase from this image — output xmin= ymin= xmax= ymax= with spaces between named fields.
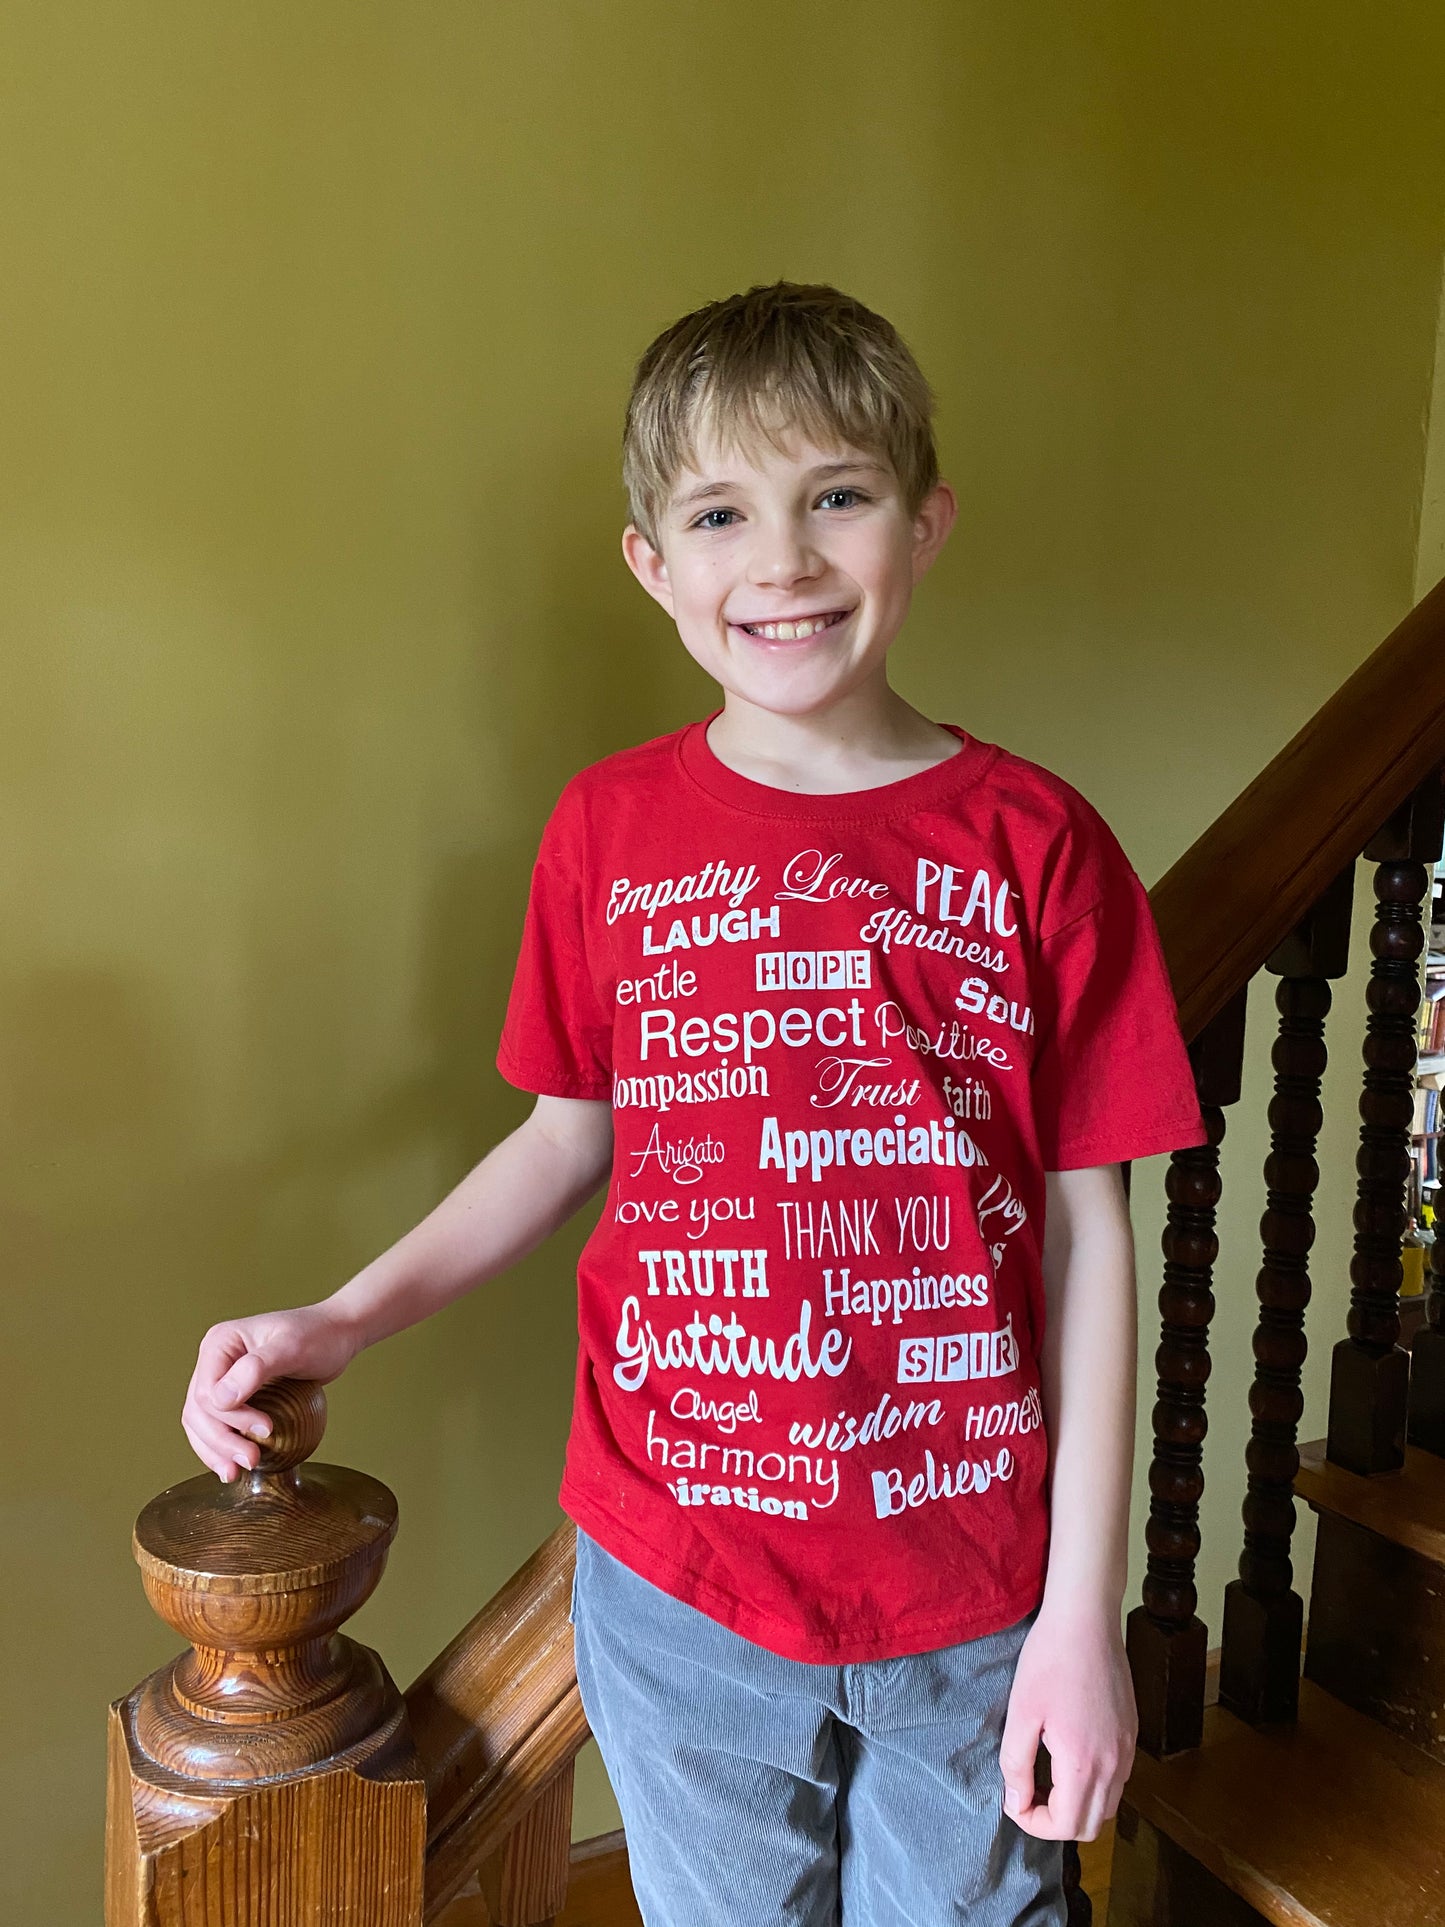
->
xmin=105 ymin=580 xmax=1445 ymax=1925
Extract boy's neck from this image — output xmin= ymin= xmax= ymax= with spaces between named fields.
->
xmin=705 ymin=681 xmax=963 ymax=795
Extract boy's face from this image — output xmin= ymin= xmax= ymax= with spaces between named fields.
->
xmin=621 ymin=425 xmax=956 ymax=722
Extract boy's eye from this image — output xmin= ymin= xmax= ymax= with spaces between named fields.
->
xmin=819 ymin=488 xmax=870 ymax=510
xmin=691 ymin=507 xmax=739 ymax=531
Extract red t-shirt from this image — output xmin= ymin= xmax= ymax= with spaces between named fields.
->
xmin=496 ymin=713 xmax=1207 ymax=1663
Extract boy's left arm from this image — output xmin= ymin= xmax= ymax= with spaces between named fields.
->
xmin=1000 ymin=1161 xmax=1139 ymax=1842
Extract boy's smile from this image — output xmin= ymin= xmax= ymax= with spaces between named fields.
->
xmin=622 ymin=429 xmax=956 ymax=726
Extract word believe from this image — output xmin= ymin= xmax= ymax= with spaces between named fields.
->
xmin=613 ymin=1297 xmax=851 ymax=1392
xmin=757 ymin=948 xmax=870 ymax=992
xmin=609 ymin=862 xmax=760 ymax=924
xmin=642 ymin=907 xmax=779 ymax=953
xmin=897 ymin=1315 xmax=1019 ymax=1385
xmin=823 ymin=1265 xmax=991 ymax=1327
xmin=872 ymin=1446 xmax=1015 ymax=1517
xmin=637 ymin=1247 xmax=769 ymax=1297
xmin=759 ymin=1113 xmax=985 ymax=1184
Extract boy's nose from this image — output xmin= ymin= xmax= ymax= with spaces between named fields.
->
xmin=748 ymin=525 xmax=824 ymax=587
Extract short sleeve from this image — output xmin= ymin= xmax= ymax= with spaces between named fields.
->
xmin=1031 ymin=847 xmax=1208 ymax=1172
xmin=496 ymin=794 xmax=614 ymax=1100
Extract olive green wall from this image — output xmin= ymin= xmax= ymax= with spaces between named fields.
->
xmin=5 ymin=5 xmax=1445 ymax=1918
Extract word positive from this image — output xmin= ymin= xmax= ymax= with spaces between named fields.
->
xmin=637 ymin=1247 xmax=769 ymax=1298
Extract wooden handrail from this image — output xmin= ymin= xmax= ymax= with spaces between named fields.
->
xmin=1153 ymin=569 xmax=1445 ymax=1043
xmin=405 ymin=1523 xmax=587 ymax=1919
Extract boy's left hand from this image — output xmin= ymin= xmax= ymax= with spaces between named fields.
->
xmin=998 ymin=1605 xmax=1137 ymax=1841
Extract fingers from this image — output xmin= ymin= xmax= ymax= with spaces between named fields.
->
xmin=183 ymin=1323 xmax=278 ymax=1477
xmin=998 ymin=1709 xmax=1042 ymax=1824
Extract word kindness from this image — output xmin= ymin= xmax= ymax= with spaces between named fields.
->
xmin=760 ymin=1113 xmax=985 ymax=1184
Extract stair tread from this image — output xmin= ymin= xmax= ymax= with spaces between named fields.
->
xmin=1125 ymin=1679 xmax=1445 ymax=1927
xmin=1296 ymin=1436 xmax=1445 ymax=1564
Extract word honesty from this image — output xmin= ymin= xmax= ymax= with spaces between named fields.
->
xmin=897 ymin=1315 xmax=1019 ymax=1384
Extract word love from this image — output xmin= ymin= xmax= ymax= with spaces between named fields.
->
xmin=776 ymin=850 xmax=889 ymax=904
xmin=872 ymin=1446 xmax=1015 ymax=1518
xmin=609 ymin=861 xmax=759 ymax=924
xmin=615 ymin=1197 xmax=762 ymax=1241
xmin=636 ymin=1247 xmax=769 ymax=1298
xmin=612 ymin=1298 xmax=851 ymax=1392
xmin=626 ymin=1125 xmax=725 ymax=1186
xmin=915 ymin=857 xmax=1018 ymax=935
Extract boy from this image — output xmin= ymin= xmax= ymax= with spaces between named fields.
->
xmin=184 ymin=281 xmax=1208 ymax=1925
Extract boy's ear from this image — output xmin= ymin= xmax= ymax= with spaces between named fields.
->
xmin=621 ymin=523 xmax=676 ymax=616
xmin=910 ymin=480 xmax=959 ymax=582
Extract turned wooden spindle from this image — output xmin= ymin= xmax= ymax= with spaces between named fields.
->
xmin=1328 ymin=774 xmax=1445 ymax=1475
xmin=106 ymin=1378 xmax=425 ymax=1926
xmin=1220 ymin=864 xmax=1352 ymax=1726
xmin=1126 ymin=984 xmax=1246 ymax=1758
xmin=1411 ymin=1221 xmax=1445 ymax=1455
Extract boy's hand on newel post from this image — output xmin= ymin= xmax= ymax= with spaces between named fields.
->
xmin=182 ymin=1305 xmax=362 ymax=1482
xmin=998 ymin=1605 xmax=1137 ymax=1842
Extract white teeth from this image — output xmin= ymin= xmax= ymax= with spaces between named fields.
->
xmin=742 ymin=613 xmax=840 ymax=640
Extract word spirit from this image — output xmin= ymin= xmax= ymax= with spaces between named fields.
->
xmin=897 ymin=1315 xmax=1019 ymax=1384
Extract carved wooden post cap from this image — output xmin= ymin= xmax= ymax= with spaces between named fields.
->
xmin=126 ymin=1377 xmax=406 ymax=1786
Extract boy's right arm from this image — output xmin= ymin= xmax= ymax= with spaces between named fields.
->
xmin=182 ymin=1094 xmax=613 ymax=1481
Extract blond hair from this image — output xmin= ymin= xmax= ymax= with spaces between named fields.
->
xmin=621 ymin=280 xmax=939 ymax=548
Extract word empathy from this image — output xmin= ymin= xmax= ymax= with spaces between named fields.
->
xmin=757 ymin=948 xmax=870 ymax=992
xmin=823 ymin=1266 xmax=990 ymax=1327
xmin=636 ymin=1247 xmax=769 ymax=1298
xmin=609 ymin=862 xmax=760 ymax=924
xmin=954 ymin=975 xmax=1033 ymax=1037
xmin=647 ymin=1413 xmax=838 ymax=1512
xmin=872 ymin=1445 xmax=1015 ymax=1517
xmin=625 ymin=1126 xmax=725 ymax=1185
xmin=788 ymin=1391 xmax=946 ymax=1453
xmin=860 ymin=907 xmax=1008 ymax=971
xmin=643 ymin=906 xmax=780 ymax=953
xmin=897 ymin=1315 xmax=1019 ymax=1385
xmin=914 ymin=858 xmax=1018 ymax=935
xmin=759 ymin=1113 xmax=983 ymax=1184
xmin=613 ymin=1297 xmax=851 ymax=1392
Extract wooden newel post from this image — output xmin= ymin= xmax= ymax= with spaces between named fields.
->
xmin=106 ymin=1379 xmax=426 ymax=1926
